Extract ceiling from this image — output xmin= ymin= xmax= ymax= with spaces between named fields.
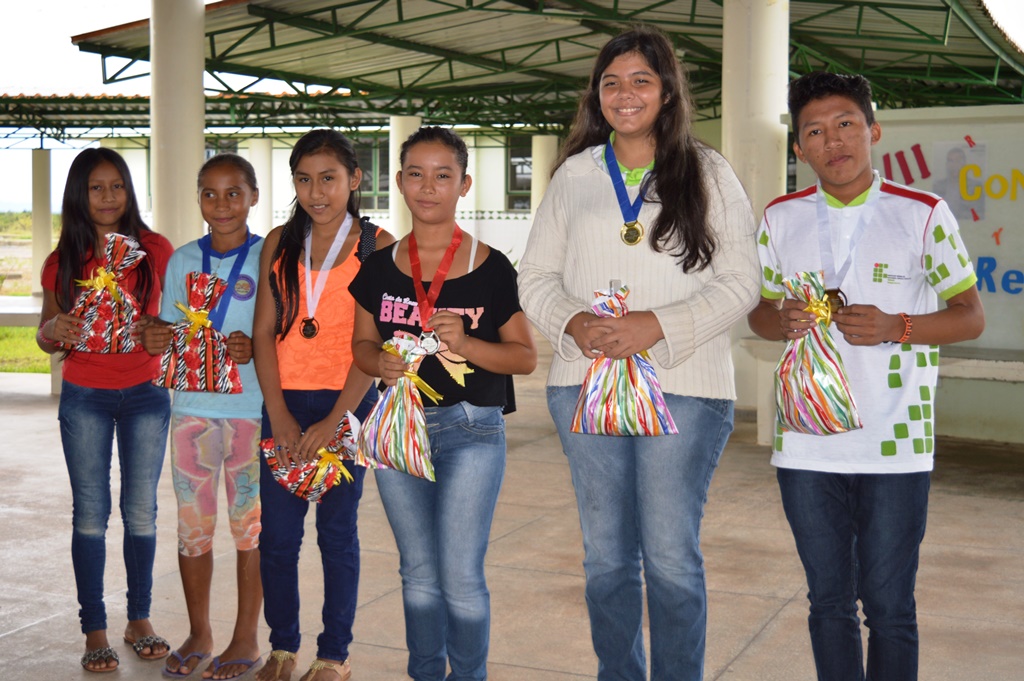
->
xmin=2 ymin=0 xmax=1023 ymax=140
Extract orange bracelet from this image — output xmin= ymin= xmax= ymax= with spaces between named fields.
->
xmin=896 ymin=312 xmax=912 ymax=344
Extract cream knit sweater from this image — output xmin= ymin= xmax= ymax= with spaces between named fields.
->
xmin=518 ymin=145 xmax=760 ymax=400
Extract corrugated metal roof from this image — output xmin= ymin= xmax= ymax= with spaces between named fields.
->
xmin=2 ymin=0 xmax=1022 ymax=139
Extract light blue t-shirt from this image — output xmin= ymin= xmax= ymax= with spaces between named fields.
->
xmin=159 ymin=234 xmax=264 ymax=419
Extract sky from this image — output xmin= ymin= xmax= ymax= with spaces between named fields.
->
xmin=0 ymin=0 xmax=1022 ymax=210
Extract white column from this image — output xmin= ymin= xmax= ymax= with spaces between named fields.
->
xmin=247 ymin=137 xmax=274 ymax=236
xmin=388 ymin=115 xmax=422 ymax=238
xmin=31 ymin=148 xmax=51 ymax=296
xmin=722 ymin=0 xmax=790 ymax=415
xmin=151 ymin=0 xmax=205 ymax=248
xmin=530 ymin=135 xmax=559 ymax=215
xmin=721 ymin=0 xmax=789 ymax=216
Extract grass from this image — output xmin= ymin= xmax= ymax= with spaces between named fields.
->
xmin=0 ymin=327 xmax=50 ymax=373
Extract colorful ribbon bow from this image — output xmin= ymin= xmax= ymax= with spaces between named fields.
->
xmin=804 ymin=294 xmax=833 ymax=327
xmin=175 ymin=301 xmax=212 ymax=344
xmin=76 ymin=267 xmax=122 ymax=305
xmin=314 ymin=449 xmax=354 ymax=483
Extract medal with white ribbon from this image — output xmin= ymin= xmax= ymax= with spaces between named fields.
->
xmin=302 ymin=213 xmax=353 ymax=339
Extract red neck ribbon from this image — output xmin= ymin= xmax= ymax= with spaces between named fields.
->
xmin=408 ymin=224 xmax=463 ymax=331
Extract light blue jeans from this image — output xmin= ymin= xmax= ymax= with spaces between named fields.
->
xmin=548 ymin=386 xmax=734 ymax=681
xmin=58 ymin=379 xmax=170 ymax=633
xmin=375 ymin=402 xmax=506 ymax=681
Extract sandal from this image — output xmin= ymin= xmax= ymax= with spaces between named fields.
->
xmin=124 ymin=634 xmax=171 ymax=661
xmin=302 ymin=658 xmax=350 ymax=681
xmin=263 ymin=650 xmax=296 ymax=680
xmin=81 ymin=647 xmax=120 ymax=674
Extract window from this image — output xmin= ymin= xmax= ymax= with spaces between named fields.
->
xmin=507 ymin=135 xmax=532 ymax=211
xmin=354 ymin=137 xmax=389 ymax=211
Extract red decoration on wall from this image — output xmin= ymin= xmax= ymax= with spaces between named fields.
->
xmin=911 ymin=144 xmax=931 ymax=179
xmin=993 ymin=227 xmax=1003 ymax=246
xmin=965 ymin=135 xmax=976 ymax=148
xmin=972 ymin=208 xmax=981 ymax=222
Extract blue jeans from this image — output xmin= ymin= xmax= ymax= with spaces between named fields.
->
xmin=375 ymin=402 xmax=506 ymax=681
xmin=58 ymin=379 xmax=170 ymax=634
xmin=776 ymin=469 xmax=930 ymax=681
xmin=259 ymin=387 xmax=375 ymax=661
xmin=548 ymin=386 xmax=733 ymax=681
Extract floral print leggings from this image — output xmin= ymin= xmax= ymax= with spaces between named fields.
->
xmin=170 ymin=415 xmax=261 ymax=556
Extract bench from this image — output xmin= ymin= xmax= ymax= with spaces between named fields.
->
xmin=740 ymin=337 xmax=1024 ymax=446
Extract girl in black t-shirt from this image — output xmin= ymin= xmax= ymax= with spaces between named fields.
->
xmin=350 ymin=127 xmax=536 ymax=680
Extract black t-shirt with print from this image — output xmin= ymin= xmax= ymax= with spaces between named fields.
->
xmin=349 ymin=246 xmax=521 ymax=411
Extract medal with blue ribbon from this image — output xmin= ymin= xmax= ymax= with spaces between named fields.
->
xmin=605 ymin=139 xmax=646 ymax=246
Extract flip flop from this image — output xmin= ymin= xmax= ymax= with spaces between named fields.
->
xmin=81 ymin=646 xmax=120 ymax=674
xmin=204 ymin=655 xmax=263 ymax=679
xmin=163 ymin=650 xmax=212 ymax=678
xmin=124 ymin=634 xmax=172 ymax=660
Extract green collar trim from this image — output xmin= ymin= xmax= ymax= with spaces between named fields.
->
xmin=823 ymin=185 xmax=872 ymax=208
xmin=603 ymin=132 xmax=655 ymax=187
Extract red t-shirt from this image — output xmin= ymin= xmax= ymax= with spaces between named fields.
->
xmin=41 ymin=230 xmax=174 ymax=389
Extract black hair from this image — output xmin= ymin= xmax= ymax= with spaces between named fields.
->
xmin=197 ymin=152 xmax=259 ymax=192
xmin=54 ymin=147 xmax=156 ymax=313
xmin=788 ymin=72 xmax=875 ymax=142
xmin=270 ymin=128 xmax=362 ymax=337
xmin=399 ymin=126 xmax=469 ymax=178
xmin=554 ymin=25 xmax=715 ymax=273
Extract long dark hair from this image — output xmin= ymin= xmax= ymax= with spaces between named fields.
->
xmin=271 ymin=129 xmax=362 ymax=337
xmin=555 ymin=25 xmax=715 ymax=272
xmin=54 ymin=147 xmax=156 ymax=311
xmin=400 ymin=126 xmax=469 ymax=178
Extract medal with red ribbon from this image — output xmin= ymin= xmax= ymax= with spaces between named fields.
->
xmin=409 ymin=225 xmax=463 ymax=355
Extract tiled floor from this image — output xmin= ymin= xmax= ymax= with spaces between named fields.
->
xmin=2 ymin=340 xmax=1022 ymax=680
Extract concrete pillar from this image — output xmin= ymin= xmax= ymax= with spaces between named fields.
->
xmin=151 ymin=0 xmax=205 ymax=248
xmin=530 ymin=135 xmax=560 ymax=215
xmin=721 ymin=0 xmax=789 ymax=216
xmin=247 ymin=137 xmax=274 ymax=236
xmin=388 ymin=115 xmax=422 ymax=238
xmin=721 ymin=0 xmax=790 ymax=414
xmin=31 ymin=148 xmax=51 ymax=296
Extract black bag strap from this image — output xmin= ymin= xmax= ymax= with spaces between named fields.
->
xmin=357 ymin=216 xmax=378 ymax=263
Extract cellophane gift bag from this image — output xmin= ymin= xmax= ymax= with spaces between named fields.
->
xmin=357 ymin=334 xmax=442 ymax=481
xmin=570 ymin=284 xmax=677 ymax=436
xmin=774 ymin=271 xmax=862 ymax=435
xmin=153 ymin=271 xmax=242 ymax=393
xmin=261 ymin=412 xmax=361 ymax=503
xmin=62 ymin=232 xmax=146 ymax=353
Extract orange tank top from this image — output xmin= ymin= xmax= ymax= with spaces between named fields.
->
xmin=274 ymin=245 xmax=360 ymax=390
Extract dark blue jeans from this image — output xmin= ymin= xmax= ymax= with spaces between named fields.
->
xmin=259 ymin=388 xmax=375 ymax=662
xmin=58 ymin=379 xmax=170 ymax=634
xmin=777 ymin=469 xmax=931 ymax=681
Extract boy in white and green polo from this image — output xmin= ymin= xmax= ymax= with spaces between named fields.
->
xmin=748 ymin=72 xmax=984 ymax=681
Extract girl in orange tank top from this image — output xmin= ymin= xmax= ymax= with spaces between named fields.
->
xmin=252 ymin=129 xmax=393 ymax=681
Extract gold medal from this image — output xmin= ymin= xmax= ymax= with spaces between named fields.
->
xmin=621 ymin=221 xmax=644 ymax=246
xmin=824 ymin=288 xmax=847 ymax=315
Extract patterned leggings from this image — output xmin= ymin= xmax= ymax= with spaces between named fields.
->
xmin=170 ymin=415 xmax=262 ymax=556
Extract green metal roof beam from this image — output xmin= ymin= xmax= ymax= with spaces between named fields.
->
xmin=941 ymin=0 xmax=1024 ymax=76
xmin=246 ymin=4 xmax=578 ymax=86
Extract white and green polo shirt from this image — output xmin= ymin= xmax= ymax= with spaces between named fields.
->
xmin=756 ymin=174 xmax=977 ymax=473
